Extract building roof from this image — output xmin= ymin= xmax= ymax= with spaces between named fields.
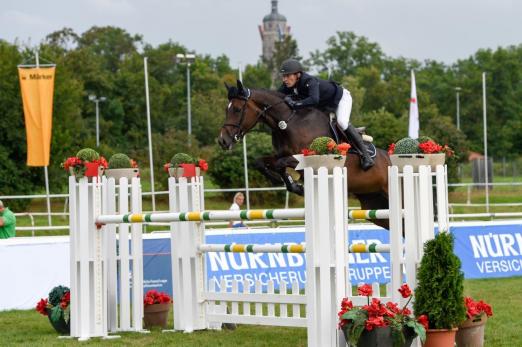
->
xmin=263 ymin=0 xmax=286 ymax=22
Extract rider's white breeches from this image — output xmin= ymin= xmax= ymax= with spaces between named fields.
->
xmin=336 ymin=88 xmax=352 ymax=130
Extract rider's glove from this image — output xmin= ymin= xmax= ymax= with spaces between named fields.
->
xmin=284 ymin=95 xmax=297 ymax=109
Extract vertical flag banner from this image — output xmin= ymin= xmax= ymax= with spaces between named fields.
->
xmin=18 ymin=67 xmax=55 ymax=166
xmin=408 ymin=70 xmax=419 ymax=138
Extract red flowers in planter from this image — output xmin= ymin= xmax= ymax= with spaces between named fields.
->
xmin=144 ymin=290 xmax=172 ymax=306
xmin=464 ymin=297 xmax=493 ymax=319
xmin=338 ymin=283 xmax=427 ymax=346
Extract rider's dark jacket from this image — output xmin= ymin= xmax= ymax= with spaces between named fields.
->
xmin=278 ymin=72 xmax=343 ymax=112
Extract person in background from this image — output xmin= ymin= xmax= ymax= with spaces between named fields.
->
xmin=0 ymin=200 xmax=16 ymax=239
xmin=228 ymin=192 xmax=247 ymax=228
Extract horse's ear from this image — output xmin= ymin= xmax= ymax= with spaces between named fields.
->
xmin=224 ymin=82 xmax=231 ymax=91
xmin=236 ymin=79 xmax=244 ymax=91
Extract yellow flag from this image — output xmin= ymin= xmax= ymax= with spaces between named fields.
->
xmin=18 ymin=67 xmax=55 ymax=166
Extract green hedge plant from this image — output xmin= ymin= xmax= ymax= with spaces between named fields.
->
xmin=414 ymin=232 xmax=466 ymax=329
xmin=108 ymin=153 xmax=132 ymax=169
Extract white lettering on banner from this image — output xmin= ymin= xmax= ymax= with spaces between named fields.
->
xmin=208 ymin=271 xmax=307 ymax=291
xmin=268 ymin=252 xmax=287 ymax=267
xmin=228 ymin=253 xmax=249 ymax=270
xmin=470 ymin=235 xmax=488 ymax=258
xmin=499 ymin=234 xmax=518 ymax=257
xmin=348 ymin=266 xmax=391 ymax=281
xmin=247 ymin=252 xmax=268 ymax=269
xmin=143 ymin=279 xmax=168 ymax=289
xmin=486 ymin=233 xmax=503 ymax=257
xmin=470 ymin=233 xmax=522 ymax=258
xmin=208 ymin=252 xmax=229 ymax=271
xmin=476 ymin=259 xmax=522 ymax=273
xmin=287 ymin=253 xmax=304 ymax=267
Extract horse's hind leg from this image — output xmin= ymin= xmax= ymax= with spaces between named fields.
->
xmin=254 ymin=156 xmax=284 ymax=185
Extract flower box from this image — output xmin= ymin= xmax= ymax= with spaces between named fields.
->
xmin=344 ymin=326 xmax=415 ymax=347
xmin=168 ymin=165 xmax=201 ymax=178
xmin=143 ymin=302 xmax=171 ymax=329
xmin=389 ymin=154 xmax=430 ymax=172
xmin=105 ymin=168 xmax=140 ymax=181
xmin=293 ymin=154 xmax=346 ymax=171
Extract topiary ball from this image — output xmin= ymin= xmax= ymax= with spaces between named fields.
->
xmin=108 ymin=153 xmax=132 ymax=169
xmin=417 ymin=136 xmax=434 ymax=144
xmin=76 ymin=148 xmax=100 ymax=162
xmin=309 ymin=136 xmax=336 ymax=155
xmin=394 ymin=138 xmax=421 ymax=154
xmin=170 ymin=153 xmax=195 ymax=167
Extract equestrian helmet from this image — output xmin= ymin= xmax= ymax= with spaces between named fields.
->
xmin=280 ymin=59 xmax=303 ymax=74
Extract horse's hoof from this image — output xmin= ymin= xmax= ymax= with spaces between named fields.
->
xmin=291 ymin=183 xmax=304 ymax=196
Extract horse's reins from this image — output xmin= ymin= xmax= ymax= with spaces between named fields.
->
xmin=222 ymin=89 xmax=296 ymax=142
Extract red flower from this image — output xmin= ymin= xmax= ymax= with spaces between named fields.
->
xmin=198 ymin=159 xmax=209 ymax=172
xmin=144 ymin=289 xmax=172 ymax=306
xmin=419 ymin=140 xmax=443 ymax=154
xmin=417 ymin=315 xmax=429 ymax=330
xmin=327 ymin=140 xmax=337 ymax=152
xmin=163 ymin=163 xmax=171 ymax=173
xmin=464 ymin=297 xmax=493 ymax=318
xmin=96 ymin=156 xmax=109 ymax=169
xmin=398 ymin=284 xmax=412 ymax=298
xmin=341 ymin=297 xmax=353 ymax=310
xmin=337 ymin=142 xmax=351 ymax=156
xmin=62 ymin=157 xmax=83 ymax=171
xmin=358 ymin=284 xmax=373 ymax=297
xmin=385 ymin=301 xmax=400 ymax=314
xmin=387 ymin=143 xmax=395 ymax=155
xmin=130 ymin=159 xmax=139 ymax=168
xmin=36 ymin=298 xmax=48 ymax=316
xmin=365 ymin=316 xmax=386 ymax=331
xmin=301 ymin=148 xmax=316 ymax=156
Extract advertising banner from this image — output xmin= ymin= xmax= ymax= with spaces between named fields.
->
xmin=18 ymin=67 xmax=55 ymax=166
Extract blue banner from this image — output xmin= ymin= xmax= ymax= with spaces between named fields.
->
xmin=142 ymin=222 xmax=522 ymax=296
xmin=452 ymin=221 xmax=522 ymax=278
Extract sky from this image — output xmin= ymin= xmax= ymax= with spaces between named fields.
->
xmin=1 ymin=0 xmax=521 ymax=68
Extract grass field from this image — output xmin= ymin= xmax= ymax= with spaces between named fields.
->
xmin=0 ymin=277 xmax=520 ymax=346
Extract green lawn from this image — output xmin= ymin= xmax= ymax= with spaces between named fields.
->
xmin=0 ymin=277 xmax=520 ymax=346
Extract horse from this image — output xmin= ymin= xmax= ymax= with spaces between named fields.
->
xmin=218 ymin=80 xmax=391 ymax=229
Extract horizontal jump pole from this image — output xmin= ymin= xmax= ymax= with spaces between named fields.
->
xmin=96 ymin=208 xmax=305 ymax=225
xmin=198 ymin=243 xmax=391 ymax=254
xmin=349 ymin=209 xmax=398 ymax=220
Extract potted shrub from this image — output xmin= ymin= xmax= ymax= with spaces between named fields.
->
xmin=143 ymin=289 xmax=172 ymax=329
xmin=388 ymin=137 xmax=453 ymax=171
xmin=61 ymin=148 xmax=107 ymax=179
xmin=163 ymin=153 xmax=208 ymax=178
xmin=413 ymin=232 xmax=466 ymax=347
xmin=105 ymin=153 xmax=140 ymax=180
xmin=338 ymin=283 xmax=427 ymax=347
xmin=35 ymin=285 xmax=71 ymax=335
xmin=455 ymin=297 xmax=493 ymax=347
xmin=293 ymin=136 xmax=350 ymax=171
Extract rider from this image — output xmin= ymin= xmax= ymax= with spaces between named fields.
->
xmin=278 ymin=59 xmax=374 ymax=171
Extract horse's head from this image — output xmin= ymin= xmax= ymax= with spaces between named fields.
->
xmin=219 ymin=80 xmax=260 ymax=150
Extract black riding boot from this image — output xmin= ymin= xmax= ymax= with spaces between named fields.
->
xmin=345 ymin=124 xmax=375 ymax=171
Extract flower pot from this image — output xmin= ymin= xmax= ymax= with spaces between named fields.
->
xmin=45 ymin=308 xmax=70 ymax=335
xmin=143 ymin=303 xmax=170 ymax=329
xmin=293 ymin=154 xmax=346 ymax=172
xmin=424 ymin=328 xmax=458 ymax=347
xmin=343 ymin=326 xmax=415 ymax=347
xmin=426 ymin=153 xmax=446 ymax=170
xmin=105 ymin=168 xmax=140 ymax=181
xmin=456 ymin=314 xmax=487 ymax=347
xmin=389 ymin=154 xmax=430 ymax=172
xmin=168 ymin=166 xmax=201 ymax=178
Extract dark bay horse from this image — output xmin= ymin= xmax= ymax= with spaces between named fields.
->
xmin=218 ymin=80 xmax=391 ymax=229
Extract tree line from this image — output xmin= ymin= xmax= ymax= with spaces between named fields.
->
xmin=0 ymin=26 xmax=521 ymax=207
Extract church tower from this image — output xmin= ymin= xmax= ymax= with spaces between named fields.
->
xmin=258 ymin=0 xmax=291 ymax=61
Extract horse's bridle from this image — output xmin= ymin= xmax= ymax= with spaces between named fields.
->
xmin=222 ymin=89 xmax=296 ymax=142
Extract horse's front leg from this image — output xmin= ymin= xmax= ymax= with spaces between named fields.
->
xmin=275 ymin=156 xmax=304 ymax=196
xmin=253 ymin=156 xmax=284 ymax=185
